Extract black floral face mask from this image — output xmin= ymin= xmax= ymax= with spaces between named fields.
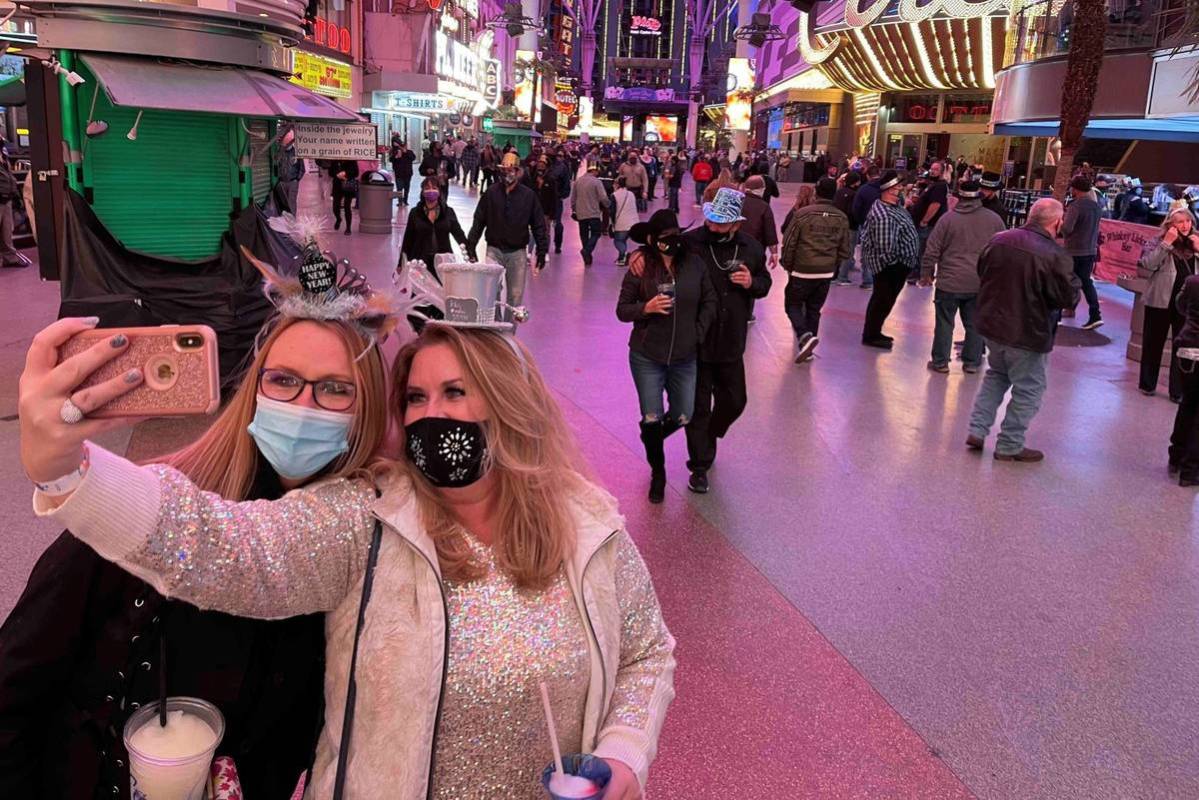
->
xmin=404 ymin=417 xmax=489 ymax=488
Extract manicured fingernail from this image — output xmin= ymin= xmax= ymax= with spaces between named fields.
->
xmin=124 ymin=369 xmax=142 ymax=384
xmin=111 ymin=334 xmax=127 ymax=348
xmin=82 ymin=316 xmax=100 ymax=326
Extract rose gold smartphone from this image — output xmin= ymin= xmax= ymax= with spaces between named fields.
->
xmin=57 ymin=324 xmax=220 ymax=417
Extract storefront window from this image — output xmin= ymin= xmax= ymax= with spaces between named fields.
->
xmin=783 ymin=102 xmax=830 ymax=129
xmin=895 ymin=94 xmax=940 ymax=124
xmin=943 ymin=94 xmax=992 ymax=124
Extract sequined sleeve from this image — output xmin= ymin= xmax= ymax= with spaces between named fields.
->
xmin=591 ymin=531 xmax=677 ymax=788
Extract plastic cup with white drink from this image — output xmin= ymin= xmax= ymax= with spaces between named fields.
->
xmin=539 ymin=682 xmax=606 ymax=799
xmin=123 ymin=697 xmax=225 ymax=800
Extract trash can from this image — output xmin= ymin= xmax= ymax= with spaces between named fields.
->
xmin=358 ymin=170 xmax=396 ymax=234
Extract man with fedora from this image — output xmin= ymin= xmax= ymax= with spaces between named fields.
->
xmin=683 ymin=187 xmax=770 ymax=493
xmin=466 ymin=152 xmax=548 ymax=314
xmin=919 ymin=177 xmax=1006 ymax=373
xmin=780 ymin=177 xmax=851 ymax=363
xmin=979 ymin=171 xmax=1008 ymax=226
xmin=860 ymin=169 xmax=920 ymax=349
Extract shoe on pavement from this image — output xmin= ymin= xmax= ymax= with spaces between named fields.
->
xmin=835 ymin=279 xmax=853 ymax=286
xmin=688 ymin=471 xmax=709 ymax=494
xmin=1139 ymin=387 xmax=1156 ymax=396
xmin=963 ymin=363 xmax=980 ymax=374
xmin=344 ymin=228 xmax=352 ymax=236
xmin=1180 ymin=475 xmax=1199 ymax=488
xmin=648 ymin=470 xmax=666 ymax=503
xmin=860 ymin=283 xmax=873 ymax=289
xmin=1081 ymin=317 xmax=1104 ymax=331
xmin=862 ymin=336 xmax=893 ymax=350
xmin=796 ymin=334 xmax=819 ymax=363
xmin=966 ymin=434 xmax=985 ymax=451
xmin=994 ymin=448 xmax=1044 ymax=462
xmin=555 ymin=247 xmax=562 ymax=254
xmin=1169 ymin=461 xmax=1181 ymax=476
xmin=927 ymin=360 xmax=949 ymax=374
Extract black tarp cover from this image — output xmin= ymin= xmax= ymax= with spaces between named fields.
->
xmin=58 ymin=189 xmax=300 ymax=389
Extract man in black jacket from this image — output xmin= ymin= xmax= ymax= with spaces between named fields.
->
xmin=466 ymin=152 xmax=548 ymax=314
xmin=850 ymin=165 xmax=882 ymax=288
xmin=979 ymin=171 xmax=1008 ymax=226
xmin=966 ymin=198 xmax=1081 ymax=462
xmin=683 ymin=188 xmax=771 ymax=493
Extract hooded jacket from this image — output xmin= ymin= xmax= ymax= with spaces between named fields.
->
xmin=976 ymin=225 xmax=1082 ymax=353
xmin=35 ymin=448 xmax=677 ymax=800
xmin=780 ymin=198 xmax=852 ymax=277
xmin=919 ymin=199 xmax=1006 ymax=294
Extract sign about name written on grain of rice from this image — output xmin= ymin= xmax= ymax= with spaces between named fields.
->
xmin=293 ymin=123 xmax=378 ymax=160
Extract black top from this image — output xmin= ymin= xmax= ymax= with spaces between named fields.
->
xmin=833 ymin=186 xmax=859 ymax=230
xmin=912 ymin=179 xmax=949 ymax=228
xmin=616 ymin=247 xmax=718 ymax=365
xmin=1175 ymin=273 xmax=1199 ymax=348
xmin=466 ymin=181 xmax=549 ymax=256
xmin=401 ymin=202 xmax=469 ymax=271
xmin=685 ymin=226 xmax=771 ymax=362
xmin=328 ymin=160 xmax=359 ymax=193
xmin=0 ymin=463 xmax=325 ymax=800
xmin=390 ymin=149 xmax=416 ymax=178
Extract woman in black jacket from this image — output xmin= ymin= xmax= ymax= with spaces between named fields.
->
xmin=328 ymin=159 xmax=359 ymax=235
xmin=0 ymin=313 xmax=389 ymax=799
xmin=400 ymin=178 xmax=469 ymax=280
xmin=1170 ymin=272 xmax=1199 ymax=485
xmin=617 ymin=209 xmax=717 ymax=503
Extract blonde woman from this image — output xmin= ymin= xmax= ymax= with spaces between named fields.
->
xmin=20 ymin=321 xmax=675 ymax=800
xmin=0 ymin=314 xmax=388 ymax=798
xmin=1138 ymin=206 xmax=1199 ymax=400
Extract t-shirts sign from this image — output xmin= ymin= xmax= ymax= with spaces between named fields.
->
xmin=293 ymin=123 xmax=378 ymax=160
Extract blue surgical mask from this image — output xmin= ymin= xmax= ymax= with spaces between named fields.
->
xmin=247 ymin=395 xmax=352 ymax=480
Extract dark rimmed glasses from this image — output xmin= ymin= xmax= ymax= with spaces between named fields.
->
xmin=259 ymin=368 xmax=357 ymax=412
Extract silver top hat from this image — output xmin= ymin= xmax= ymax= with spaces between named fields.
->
xmin=439 ymin=260 xmax=528 ymax=330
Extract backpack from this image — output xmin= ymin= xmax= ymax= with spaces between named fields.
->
xmin=692 ymin=161 xmax=713 ymax=182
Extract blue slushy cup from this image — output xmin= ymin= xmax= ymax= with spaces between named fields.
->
xmin=541 ymin=754 xmax=611 ymax=799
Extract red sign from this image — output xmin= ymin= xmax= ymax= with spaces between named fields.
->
xmin=1096 ymin=218 xmax=1159 ymax=283
xmin=309 ymin=16 xmax=352 ymax=55
xmin=631 ymin=15 xmax=662 ymax=34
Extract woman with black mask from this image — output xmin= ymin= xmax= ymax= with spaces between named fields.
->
xmin=401 ymin=177 xmax=469 ymax=281
xmin=1138 ymin=206 xmax=1199 ymax=400
xmin=617 ymin=209 xmax=717 ymax=503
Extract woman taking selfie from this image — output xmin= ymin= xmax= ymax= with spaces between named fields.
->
xmin=0 ymin=257 xmax=389 ymax=797
xmin=400 ymin=177 xmax=469 ymax=280
xmin=19 ymin=310 xmax=675 ymax=798
xmin=618 ymin=209 xmax=717 ymax=503
xmin=1137 ymin=204 xmax=1199 ymax=400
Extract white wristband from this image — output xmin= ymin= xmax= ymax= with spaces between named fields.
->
xmin=34 ymin=448 xmax=90 ymax=497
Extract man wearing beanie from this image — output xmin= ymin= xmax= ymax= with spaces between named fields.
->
xmin=979 ymin=172 xmax=1008 ymax=226
xmin=860 ymin=169 xmax=920 ymax=348
xmin=780 ymin=177 xmax=851 ymax=362
xmin=919 ymin=178 xmax=1006 ymax=373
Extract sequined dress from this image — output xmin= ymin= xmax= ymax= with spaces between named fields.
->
xmin=434 ymin=534 xmax=591 ymax=799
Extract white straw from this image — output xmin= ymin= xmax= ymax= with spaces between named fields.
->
xmin=539 ymin=681 xmax=565 ymax=777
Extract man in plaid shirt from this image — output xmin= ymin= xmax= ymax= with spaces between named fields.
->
xmin=860 ymin=169 xmax=920 ymax=349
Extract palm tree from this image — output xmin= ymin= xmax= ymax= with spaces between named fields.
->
xmin=1052 ymin=0 xmax=1107 ymax=198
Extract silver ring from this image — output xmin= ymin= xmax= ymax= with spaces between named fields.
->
xmin=60 ymin=397 xmax=85 ymax=425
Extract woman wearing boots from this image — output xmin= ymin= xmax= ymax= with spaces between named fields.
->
xmin=617 ymin=209 xmax=717 ymax=503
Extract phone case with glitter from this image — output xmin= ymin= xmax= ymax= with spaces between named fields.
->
xmin=57 ymin=325 xmax=220 ymax=418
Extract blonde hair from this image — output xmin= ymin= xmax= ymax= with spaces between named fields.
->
xmin=158 ymin=317 xmax=389 ymax=499
xmin=703 ymin=168 xmax=736 ymax=203
xmin=1163 ymin=209 xmax=1193 ymax=232
xmin=792 ymin=184 xmax=816 ymax=210
xmin=389 ymin=323 xmax=590 ymax=589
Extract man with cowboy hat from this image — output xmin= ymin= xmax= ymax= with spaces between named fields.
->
xmin=919 ymin=177 xmax=1006 ymax=373
xmin=466 ymin=151 xmax=549 ymax=314
xmin=860 ymin=169 xmax=920 ymax=349
xmin=683 ymin=187 xmax=770 ymax=493
xmin=570 ymin=159 xmax=610 ymax=267
xmin=979 ymin=171 xmax=1008 ymax=226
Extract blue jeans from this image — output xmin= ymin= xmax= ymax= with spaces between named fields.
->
xmin=837 ymin=228 xmax=860 ymax=282
xmin=932 ymin=290 xmax=982 ymax=368
xmin=1073 ymin=254 xmax=1101 ymax=321
xmin=579 ymin=218 xmax=602 ymax=259
xmin=613 ymin=230 xmax=630 ymax=258
xmin=486 ymin=246 xmax=528 ymax=309
xmin=668 ymin=185 xmax=680 ymax=212
xmin=694 ymin=180 xmax=708 ymax=204
xmin=968 ymin=340 xmax=1049 ymax=455
xmin=629 ymin=350 xmax=697 ymax=423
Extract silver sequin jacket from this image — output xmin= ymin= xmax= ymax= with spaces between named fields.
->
xmin=35 ymin=443 xmax=677 ymax=799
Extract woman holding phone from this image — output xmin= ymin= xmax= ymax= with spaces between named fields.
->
xmin=17 ymin=309 xmax=675 ymax=798
xmin=618 ymin=209 xmax=717 ymax=503
xmin=0 ymin=269 xmax=390 ymax=797
xmin=1137 ymin=204 xmax=1199 ymax=400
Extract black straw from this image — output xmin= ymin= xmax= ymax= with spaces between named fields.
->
xmin=158 ymin=634 xmax=167 ymax=727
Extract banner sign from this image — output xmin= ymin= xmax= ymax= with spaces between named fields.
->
xmin=484 ymin=59 xmax=502 ymax=107
xmin=293 ymin=123 xmax=379 ymax=159
xmin=1095 ymin=218 xmax=1159 ymax=283
xmin=373 ymin=91 xmax=468 ymax=113
xmin=725 ymin=58 xmax=755 ymax=131
xmin=604 ymin=86 xmax=676 ymax=102
xmin=290 ymin=51 xmax=352 ymax=99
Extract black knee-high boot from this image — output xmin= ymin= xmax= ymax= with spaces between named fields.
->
xmin=639 ymin=420 xmax=667 ymax=504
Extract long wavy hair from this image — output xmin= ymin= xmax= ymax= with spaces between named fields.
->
xmin=158 ymin=317 xmax=389 ymax=499
xmin=388 ymin=323 xmax=590 ymax=589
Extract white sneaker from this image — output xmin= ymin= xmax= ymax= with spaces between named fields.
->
xmin=795 ymin=334 xmax=819 ymax=363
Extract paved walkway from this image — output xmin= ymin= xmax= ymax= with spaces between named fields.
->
xmin=0 ymin=173 xmax=1195 ymax=799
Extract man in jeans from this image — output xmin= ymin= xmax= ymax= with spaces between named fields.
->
xmin=859 ymin=170 xmax=920 ymax=349
xmin=569 ymin=160 xmax=608 ymax=267
xmin=919 ymin=178 xmax=1006 ymax=373
xmin=1060 ymin=174 xmax=1104 ymax=330
xmin=465 ymin=152 xmax=548 ymax=313
xmin=618 ymin=150 xmax=649 ymax=212
xmin=967 ymin=198 xmax=1080 ymax=462
xmin=781 ymin=177 xmax=851 ymax=363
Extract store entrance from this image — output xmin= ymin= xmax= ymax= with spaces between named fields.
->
xmin=886 ymin=134 xmax=921 ymax=169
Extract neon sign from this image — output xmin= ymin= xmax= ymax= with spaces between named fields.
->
xmin=631 ymin=15 xmax=662 ymax=36
xmin=843 ymin=0 xmax=1010 ymax=28
xmin=309 ymin=17 xmax=351 ymax=56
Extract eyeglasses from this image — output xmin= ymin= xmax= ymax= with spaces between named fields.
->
xmin=259 ymin=368 xmax=357 ymax=412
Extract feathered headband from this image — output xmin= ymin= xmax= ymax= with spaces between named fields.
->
xmin=239 ymin=213 xmax=401 ymax=353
